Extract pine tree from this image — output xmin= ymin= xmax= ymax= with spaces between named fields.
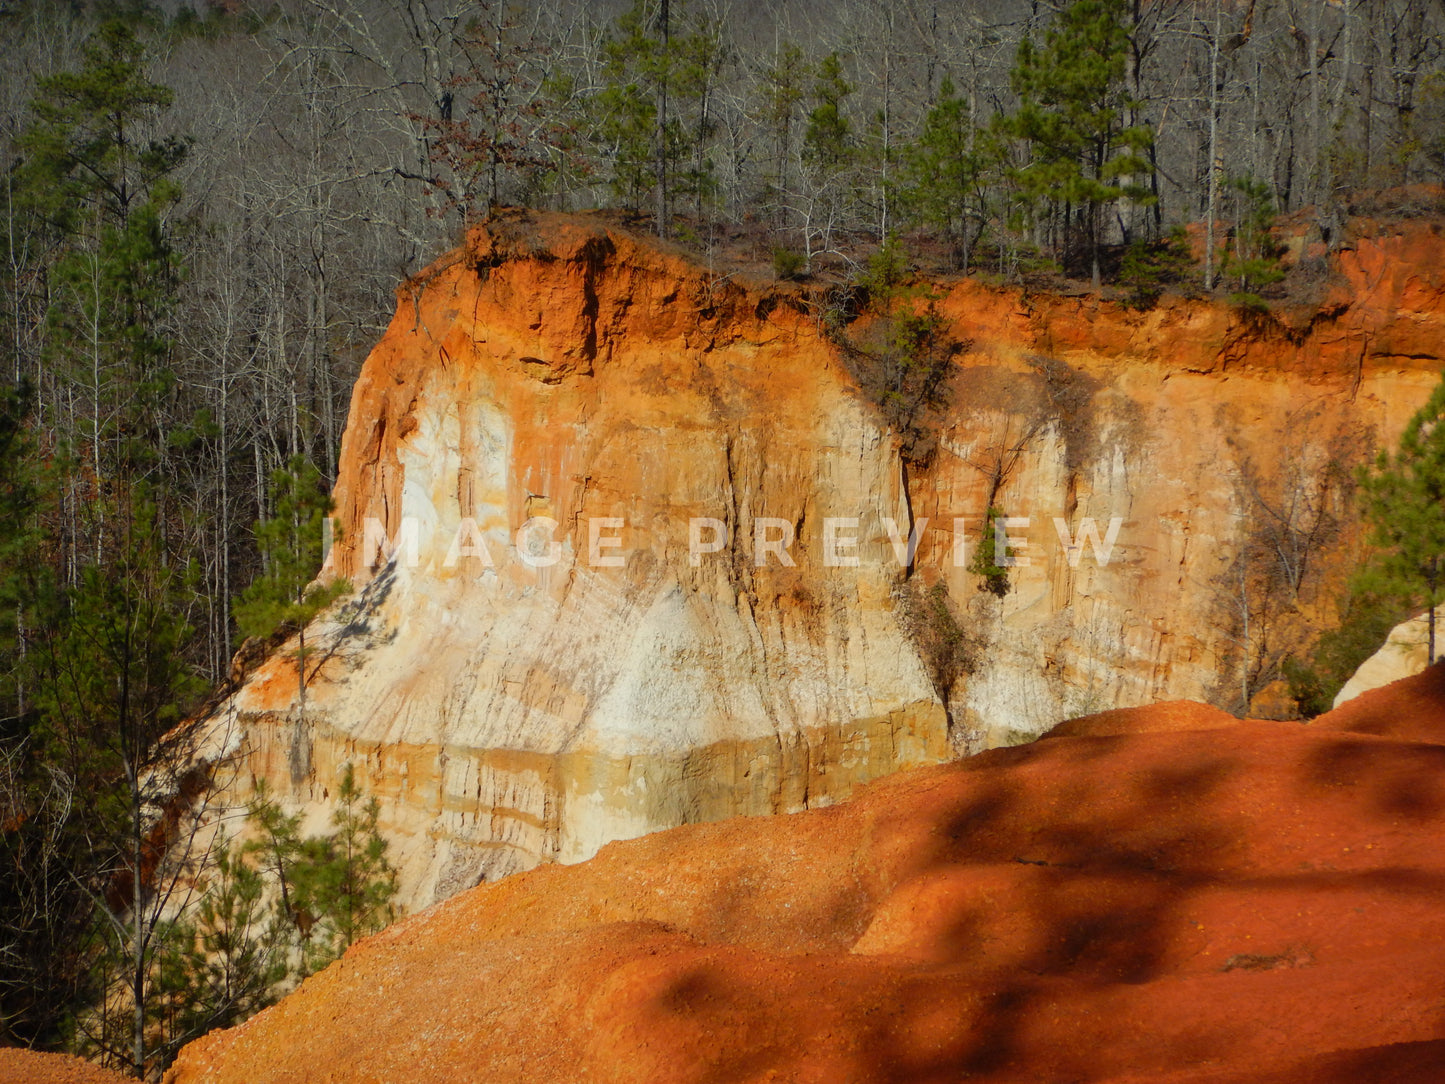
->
xmin=1002 ymin=0 xmax=1154 ymax=288
xmin=1358 ymin=372 xmax=1445 ymax=663
xmin=1219 ymin=177 xmax=1285 ymax=311
xmin=233 ymin=456 xmax=347 ymax=705
xmin=0 ymin=381 xmax=97 ymax=1050
xmin=902 ymin=78 xmax=990 ymax=272
xmin=803 ymin=53 xmax=852 ymax=174
xmin=289 ymin=764 xmax=396 ymax=970
xmin=29 ymin=501 xmax=208 ymax=1076
xmin=153 ymin=838 xmax=285 ymax=1063
xmin=797 ymin=52 xmax=855 ymax=263
xmin=18 ymin=18 xmax=187 ymax=491
xmin=243 ymin=783 xmax=306 ymax=939
xmin=591 ymin=0 xmax=722 ymax=233
xmin=761 ymin=42 xmax=809 ymax=221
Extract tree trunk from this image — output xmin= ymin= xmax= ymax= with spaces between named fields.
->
xmin=880 ymin=7 xmax=893 ymax=239
xmin=1430 ymin=559 xmax=1439 ymax=665
xmin=655 ymin=0 xmax=670 ymax=239
xmin=1239 ymin=557 xmax=1251 ymax=712
xmin=1204 ymin=0 xmax=1221 ymax=291
xmin=131 ymin=784 xmax=144 ymax=1079
xmin=121 ymin=647 xmax=144 ymax=1078
xmin=1308 ymin=0 xmax=1322 ymax=205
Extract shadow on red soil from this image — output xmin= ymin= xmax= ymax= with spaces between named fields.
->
xmin=167 ymin=665 xmax=1445 ymax=1083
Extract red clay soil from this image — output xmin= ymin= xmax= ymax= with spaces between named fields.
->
xmin=1312 ymin=657 xmax=1445 ymax=742
xmin=0 ymin=1049 xmax=132 ymax=1084
xmin=1043 ymin=699 xmax=1246 ymax=738
xmin=166 ymin=669 xmax=1445 ymax=1083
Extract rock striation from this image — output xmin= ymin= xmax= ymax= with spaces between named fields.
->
xmin=198 ymin=210 xmax=1445 ymax=907
xmin=167 ymin=668 xmax=1445 ymax=1084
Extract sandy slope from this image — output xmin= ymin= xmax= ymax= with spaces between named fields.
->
xmin=0 ymin=1049 xmax=131 ymax=1084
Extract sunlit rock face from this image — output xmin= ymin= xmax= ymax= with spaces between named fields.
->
xmin=199 ymin=210 xmax=1445 ymax=909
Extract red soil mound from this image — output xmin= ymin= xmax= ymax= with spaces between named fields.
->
xmin=0 ymin=1049 xmax=132 ymax=1084
xmin=1313 ymin=658 xmax=1445 ymax=743
xmin=1045 ymin=699 xmax=1245 ymax=737
xmin=167 ymin=682 xmax=1445 ymax=1084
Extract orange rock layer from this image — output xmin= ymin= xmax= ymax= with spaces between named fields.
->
xmin=169 ymin=666 xmax=1445 ymax=1083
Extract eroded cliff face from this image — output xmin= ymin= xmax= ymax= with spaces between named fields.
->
xmin=199 ymin=211 xmax=1445 ymax=909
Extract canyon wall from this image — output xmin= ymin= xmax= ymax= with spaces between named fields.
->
xmin=197 ymin=211 xmax=1445 ymax=910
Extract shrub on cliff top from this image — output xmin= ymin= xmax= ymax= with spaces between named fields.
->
xmin=1119 ymin=226 xmax=1194 ymax=309
xmin=771 ymin=245 xmax=805 ymax=280
xmin=826 ymin=238 xmax=966 ymax=464
xmin=1220 ymin=177 xmax=1286 ymax=312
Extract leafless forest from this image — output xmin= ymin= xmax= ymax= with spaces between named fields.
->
xmin=2 ymin=0 xmax=1442 ymax=677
